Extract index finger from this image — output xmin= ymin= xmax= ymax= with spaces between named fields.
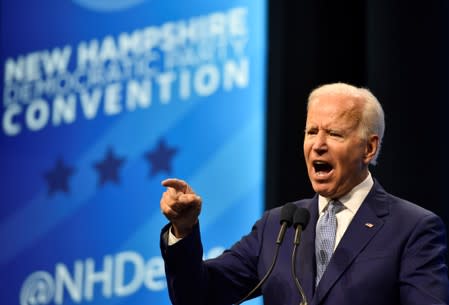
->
xmin=161 ymin=178 xmax=190 ymax=193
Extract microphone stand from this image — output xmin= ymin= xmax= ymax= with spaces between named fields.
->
xmin=234 ymin=242 xmax=282 ymax=305
xmin=291 ymin=225 xmax=307 ymax=305
xmin=234 ymin=203 xmax=297 ymax=305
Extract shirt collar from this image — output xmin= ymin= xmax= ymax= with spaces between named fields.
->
xmin=318 ymin=172 xmax=374 ymax=214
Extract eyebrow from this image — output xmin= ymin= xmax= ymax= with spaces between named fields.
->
xmin=304 ymin=126 xmax=346 ymax=134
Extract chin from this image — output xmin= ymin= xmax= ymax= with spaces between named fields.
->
xmin=311 ymin=185 xmax=330 ymax=196
xmin=311 ymin=183 xmax=336 ymax=197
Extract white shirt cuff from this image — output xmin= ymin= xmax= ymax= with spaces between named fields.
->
xmin=167 ymin=226 xmax=183 ymax=245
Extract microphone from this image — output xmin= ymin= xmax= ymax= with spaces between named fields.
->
xmin=234 ymin=203 xmax=297 ymax=305
xmin=277 ymin=202 xmax=297 ymax=244
xmin=291 ymin=208 xmax=311 ymax=305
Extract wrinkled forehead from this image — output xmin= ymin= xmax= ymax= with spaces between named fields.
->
xmin=306 ymin=94 xmax=364 ymax=127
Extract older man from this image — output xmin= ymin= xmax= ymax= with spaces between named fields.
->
xmin=159 ymin=83 xmax=449 ymax=305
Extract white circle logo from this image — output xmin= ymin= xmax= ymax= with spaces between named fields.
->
xmin=20 ymin=271 xmax=55 ymax=305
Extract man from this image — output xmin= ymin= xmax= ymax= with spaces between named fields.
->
xmin=159 ymin=83 xmax=449 ymax=305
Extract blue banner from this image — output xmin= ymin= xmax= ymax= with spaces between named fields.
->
xmin=1 ymin=1 xmax=266 ymax=305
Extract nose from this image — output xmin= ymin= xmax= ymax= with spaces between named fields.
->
xmin=312 ymin=132 xmax=327 ymax=154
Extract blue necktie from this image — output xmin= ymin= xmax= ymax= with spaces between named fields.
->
xmin=315 ymin=200 xmax=345 ymax=286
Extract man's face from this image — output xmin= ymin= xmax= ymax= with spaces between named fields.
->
xmin=303 ymin=94 xmax=376 ymax=199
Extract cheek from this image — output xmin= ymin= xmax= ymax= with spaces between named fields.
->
xmin=303 ymin=143 xmax=309 ymax=158
xmin=340 ymin=150 xmax=365 ymax=170
xmin=333 ymin=148 xmax=358 ymax=170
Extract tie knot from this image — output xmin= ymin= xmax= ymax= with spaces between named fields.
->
xmin=328 ymin=200 xmax=345 ymax=214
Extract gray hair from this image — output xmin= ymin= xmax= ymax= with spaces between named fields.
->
xmin=307 ymin=82 xmax=385 ymax=165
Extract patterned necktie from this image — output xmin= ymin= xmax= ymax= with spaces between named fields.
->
xmin=315 ymin=200 xmax=345 ymax=286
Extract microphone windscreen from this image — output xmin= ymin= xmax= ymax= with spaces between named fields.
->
xmin=293 ymin=208 xmax=310 ymax=230
xmin=280 ymin=202 xmax=297 ymax=227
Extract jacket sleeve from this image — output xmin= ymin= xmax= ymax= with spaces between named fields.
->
xmin=160 ymin=212 xmax=270 ymax=305
xmin=399 ymin=213 xmax=449 ymax=304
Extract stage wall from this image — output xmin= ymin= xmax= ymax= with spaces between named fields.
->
xmin=0 ymin=1 xmax=267 ymax=305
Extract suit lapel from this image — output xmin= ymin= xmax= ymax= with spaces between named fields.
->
xmin=312 ymin=182 xmax=390 ymax=304
xmin=297 ymin=197 xmax=319 ymax=301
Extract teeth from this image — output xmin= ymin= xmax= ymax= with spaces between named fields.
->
xmin=316 ymin=171 xmax=328 ymax=176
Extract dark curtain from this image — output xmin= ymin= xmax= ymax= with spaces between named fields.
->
xmin=265 ymin=0 xmax=449 ymax=248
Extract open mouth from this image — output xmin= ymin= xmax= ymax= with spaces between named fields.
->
xmin=313 ymin=160 xmax=333 ymax=176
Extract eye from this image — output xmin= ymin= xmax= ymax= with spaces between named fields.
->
xmin=329 ymin=131 xmax=343 ymax=138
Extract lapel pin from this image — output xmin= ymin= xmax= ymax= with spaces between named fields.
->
xmin=365 ymin=223 xmax=374 ymax=228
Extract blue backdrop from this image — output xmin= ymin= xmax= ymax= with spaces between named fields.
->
xmin=1 ymin=1 xmax=267 ymax=304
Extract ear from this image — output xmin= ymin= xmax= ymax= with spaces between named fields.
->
xmin=363 ymin=135 xmax=379 ymax=165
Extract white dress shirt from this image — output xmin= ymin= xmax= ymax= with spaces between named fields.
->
xmin=317 ymin=172 xmax=374 ymax=251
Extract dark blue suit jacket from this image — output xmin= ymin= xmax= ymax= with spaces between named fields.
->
xmin=161 ymin=181 xmax=449 ymax=305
